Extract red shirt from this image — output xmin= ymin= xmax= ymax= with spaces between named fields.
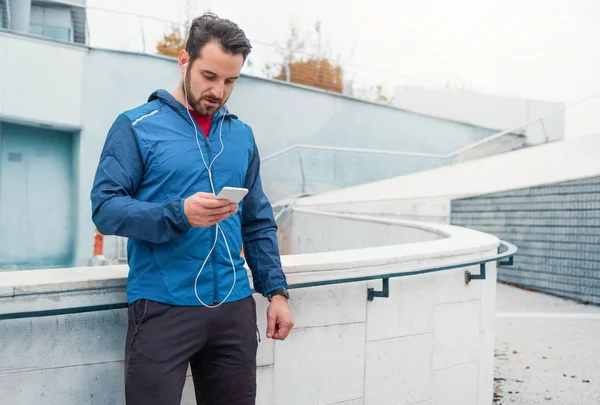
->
xmin=188 ymin=109 xmax=212 ymax=138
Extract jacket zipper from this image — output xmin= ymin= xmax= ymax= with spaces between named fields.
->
xmin=205 ymin=121 xmax=218 ymax=305
xmin=183 ymin=107 xmax=224 ymax=306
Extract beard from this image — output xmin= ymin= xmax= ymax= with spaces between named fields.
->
xmin=183 ymin=67 xmax=224 ymax=116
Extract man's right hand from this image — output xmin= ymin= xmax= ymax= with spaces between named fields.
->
xmin=184 ymin=192 xmax=238 ymax=228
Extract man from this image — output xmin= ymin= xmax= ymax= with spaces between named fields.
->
xmin=90 ymin=12 xmax=294 ymax=405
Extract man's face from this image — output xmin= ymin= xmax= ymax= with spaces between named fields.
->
xmin=182 ymin=41 xmax=244 ymax=116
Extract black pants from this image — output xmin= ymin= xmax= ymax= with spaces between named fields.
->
xmin=124 ymin=296 xmax=259 ymax=405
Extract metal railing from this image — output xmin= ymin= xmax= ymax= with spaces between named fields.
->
xmin=258 ymin=89 xmax=600 ymax=203
xmin=274 ymin=202 xmax=295 ymax=226
xmin=260 ymin=93 xmax=596 ymax=164
xmin=0 ymin=240 xmax=517 ymax=320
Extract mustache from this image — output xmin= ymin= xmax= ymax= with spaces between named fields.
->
xmin=201 ymin=95 xmax=222 ymax=103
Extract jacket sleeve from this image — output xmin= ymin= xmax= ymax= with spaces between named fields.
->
xmin=90 ymin=114 xmax=191 ymax=244
xmin=241 ymin=139 xmax=288 ymax=296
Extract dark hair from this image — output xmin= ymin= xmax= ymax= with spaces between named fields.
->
xmin=185 ymin=12 xmax=252 ymax=62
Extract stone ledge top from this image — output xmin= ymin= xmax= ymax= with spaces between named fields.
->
xmin=0 ymin=210 xmax=499 ymax=299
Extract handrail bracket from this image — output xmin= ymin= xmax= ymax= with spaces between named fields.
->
xmin=367 ymin=278 xmax=390 ymax=301
xmin=465 ymin=263 xmax=486 ymax=284
xmin=465 ymin=244 xmax=516 ymax=284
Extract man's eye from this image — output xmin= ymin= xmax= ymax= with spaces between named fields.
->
xmin=204 ymin=75 xmax=216 ymax=80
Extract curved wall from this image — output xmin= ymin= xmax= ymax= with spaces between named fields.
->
xmin=0 ymin=212 xmax=500 ymax=405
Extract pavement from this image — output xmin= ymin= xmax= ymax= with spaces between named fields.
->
xmin=494 ymin=282 xmax=600 ymax=404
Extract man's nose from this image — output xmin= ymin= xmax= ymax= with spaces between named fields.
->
xmin=210 ymin=83 xmax=225 ymax=99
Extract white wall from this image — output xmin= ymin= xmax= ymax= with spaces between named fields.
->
xmin=294 ymin=197 xmax=452 ymax=225
xmin=0 ymin=31 xmax=86 ymax=128
xmin=393 ymin=86 xmax=565 ymax=145
xmin=279 ymin=209 xmax=445 ymax=255
xmin=0 ymin=214 xmax=501 ymax=405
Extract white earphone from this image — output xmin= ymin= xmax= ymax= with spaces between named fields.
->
xmin=182 ymin=62 xmax=237 ymax=308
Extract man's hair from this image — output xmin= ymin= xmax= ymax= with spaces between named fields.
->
xmin=185 ymin=12 xmax=252 ymax=62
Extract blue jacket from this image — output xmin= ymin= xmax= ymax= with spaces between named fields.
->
xmin=90 ymin=89 xmax=287 ymax=306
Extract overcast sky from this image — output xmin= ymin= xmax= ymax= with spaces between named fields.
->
xmin=87 ymin=0 xmax=600 ymax=138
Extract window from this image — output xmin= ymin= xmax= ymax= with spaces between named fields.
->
xmin=0 ymin=0 xmax=8 ymax=30
xmin=29 ymin=4 xmax=73 ymax=42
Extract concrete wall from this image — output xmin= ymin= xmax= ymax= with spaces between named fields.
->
xmin=293 ymin=196 xmax=452 ymax=225
xmin=231 ymin=78 xmax=505 ymax=158
xmin=228 ymin=77 xmax=515 ymax=201
xmin=451 ymin=176 xmax=600 ymax=305
xmin=0 ymin=31 xmax=86 ymax=128
xmin=393 ymin=86 xmax=565 ymax=145
xmin=278 ymin=209 xmax=445 ymax=255
xmin=0 ymin=215 xmax=501 ymax=405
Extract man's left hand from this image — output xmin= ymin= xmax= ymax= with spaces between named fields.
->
xmin=266 ymin=296 xmax=294 ymax=340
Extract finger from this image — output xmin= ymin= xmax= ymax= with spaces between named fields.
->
xmin=195 ymin=192 xmax=216 ymax=199
xmin=205 ymin=205 xmax=236 ymax=217
xmin=210 ymin=211 xmax=231 ymax=223
xmin=205 ymin=214 xmax=233 ymax=226
xmin=210 ymin=213 xmax=231 ymax=225
xmin=273 ymin=320 xmax=293 ymax=340
xmin=201 ymin=198 xmax=232 ymax=209
xmin=266 ymin=312 xmax=276 ymax=339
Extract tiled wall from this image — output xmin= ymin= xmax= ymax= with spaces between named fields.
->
xmin=451 ymin=176 xmax=600 ymax=305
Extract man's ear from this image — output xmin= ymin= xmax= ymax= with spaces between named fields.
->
xmin=178 ymin=49 xmax=190 ymax=73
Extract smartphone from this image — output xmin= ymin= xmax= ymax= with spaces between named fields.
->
xmin=216 ymin=187 xmax=249 ymax=204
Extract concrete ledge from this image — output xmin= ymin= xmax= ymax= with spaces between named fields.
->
xmin=0 ymin=211 xmax=501 ymax=405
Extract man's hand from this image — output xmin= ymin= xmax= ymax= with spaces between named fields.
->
xmin=266 ymin=296 xmax=294 ymax=340
xmin=184 ymin=192 xmax=238 ymax=228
